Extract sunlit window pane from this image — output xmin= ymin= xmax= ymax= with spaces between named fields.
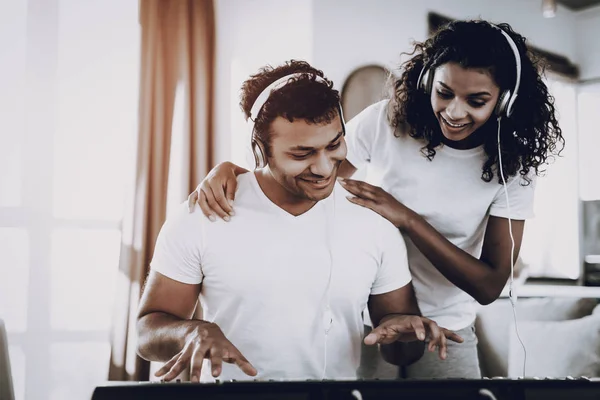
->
xmin=8 ymin=345 xmax=25 ymax=400
xmin=50 ymin=343 xmax=110 ymax=400
xmin=166 ymin=83 xmax=187 ymax=217
xmin=0 ymin=228 xmax=29 ymax=332
xmin=0 ymin=0 xmax=27 ymax=207
xmin=50 ymin=228 xmax=120 ymax=331
xmin=52 ymin=0 xmax=139 ymax=221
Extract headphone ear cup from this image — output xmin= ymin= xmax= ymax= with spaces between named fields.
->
xmin=495 ymin=90 xmax=511 ymax=118
xmin=251 ymin=137 xmax=267 ymax=169
xmin=424 ymin=68 xmax=435 ymax=95
xmin=418 ymin=68 xmax=433 ymax=95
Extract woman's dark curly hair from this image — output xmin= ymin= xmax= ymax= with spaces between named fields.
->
xmin=240 ymin=60 xmax=341 ymax=158
xmin=389 ymin=20 xmax=565 ymax=184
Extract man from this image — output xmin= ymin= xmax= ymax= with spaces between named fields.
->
xmin=136 ymin=60 xmax=462 ymax=383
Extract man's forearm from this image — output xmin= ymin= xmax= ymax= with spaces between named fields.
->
xmin=136 ymin=312 xmax=208 ymax=362
xmin=380 ymin=341 xmax=425 ymax=366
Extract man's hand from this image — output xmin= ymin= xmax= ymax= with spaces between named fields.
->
xmin=154 ymin=321 xmax=257 ymax=382
xmin=364 ymin=314 xmax=463 ymax=360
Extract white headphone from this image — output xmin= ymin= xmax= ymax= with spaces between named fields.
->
xmin=417 ymin=22 xmax=522 ymax=119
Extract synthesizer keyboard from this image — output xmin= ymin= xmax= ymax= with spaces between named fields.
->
xmin=92 ymin=377 xmax=600 ymax=400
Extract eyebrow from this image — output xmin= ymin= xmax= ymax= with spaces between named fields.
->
xmin=438 ymin=82 xmax=492 ymax=97
xmin=289 ymin=131 xmax=344 ymax=151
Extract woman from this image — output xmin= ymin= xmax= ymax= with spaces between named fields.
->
xmin=188 ymin=20 xmax=564 ymax=378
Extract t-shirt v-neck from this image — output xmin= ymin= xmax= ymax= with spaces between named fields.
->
xmin=248 ymin=171 xmax=332 ymax=223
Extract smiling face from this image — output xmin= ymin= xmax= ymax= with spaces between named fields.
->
xmin=430 ymin=62 xmax=501 ymax=142
xmin=264 ymin=114 xmax=346 ymax=206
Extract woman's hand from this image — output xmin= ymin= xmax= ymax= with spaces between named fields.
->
xmin=187 ymin=162 xmax=248 ymax=221
xmin=338 ymin=177 xmax=417 ymax=231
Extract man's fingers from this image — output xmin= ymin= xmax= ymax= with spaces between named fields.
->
xmin=209 ymin=347 xmax=223 ymax=378
xmin=162 ymin=357 xmax=190 ymax=382
xmin=431 ymin=328 xmax=447 ymax=360
xmin=189 ymin=343 xmax=209 ymax=383
xmin=205 ymin=186 xmax=230 ymax=221
xmin=163 ymin=341 xmax=195 ymax=381
xmin=155 ymin=352 xmax=180 ymax=377
xmin=221 ymin=342 xmax=257 ymax=377
xmin=231 ymin=352 xmax=258 ymax=377
xmin=364 ymin=326 xmax=394 ymax=345
xmin=444 ymin=329 xmax=464 ymax=344
xmin=439 ymin=334 xmax=448 ymax=360
xmin=409 ymin=318 xmax=427 ymax=341
xmin=423 ymin=320 xmax=446 ymax=360
xmin=363 ymin=330 xmax=380 ymax=346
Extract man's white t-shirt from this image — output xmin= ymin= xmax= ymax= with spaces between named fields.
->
xmin=345 ymin=100 xmax=536 ymax=331
xmin=150 ymin=172 xmax=411 ymax=381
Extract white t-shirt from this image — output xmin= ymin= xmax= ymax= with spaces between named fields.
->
xmin=150 ymin=172 xmax=411 ymax=381
xmin=345 ymin=100 xmax=536 ymax=331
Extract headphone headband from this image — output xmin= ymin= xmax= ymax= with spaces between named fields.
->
xmin=249 ymin=73 xmax=330 ymax=122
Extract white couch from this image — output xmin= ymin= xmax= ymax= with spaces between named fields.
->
xmin=476 ymin=296 xmax=600 ymax=378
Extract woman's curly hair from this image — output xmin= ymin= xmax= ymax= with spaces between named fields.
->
xmin=240 ymin=60 xmax=340 ymax=157
xmin=389 ymin=20 xmax=565 ymax=184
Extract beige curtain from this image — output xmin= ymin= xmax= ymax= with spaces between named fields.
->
xmin=108 ymin=0 xmax=215 ymax=381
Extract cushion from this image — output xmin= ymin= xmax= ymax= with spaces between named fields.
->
xmin=507 ymin=307 xmax=600 ymax=378
xmin=476 ymin=297 xmax=597 ymax=377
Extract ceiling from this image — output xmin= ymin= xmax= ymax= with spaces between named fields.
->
xmin=556 ymin=0 xmax=600 ymax=10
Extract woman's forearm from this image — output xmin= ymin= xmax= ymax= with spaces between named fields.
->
xmin=404 ymin=213 xmax=506 ymax=305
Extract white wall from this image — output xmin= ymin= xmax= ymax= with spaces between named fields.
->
xmin=312 ymin=0 xmax=579 ymax=90
xmin=214 ymin=1 xmax=589 ymax=165
xmin=213 ymin=0 xmax=313 ymax=168
xmin=575 ymin=5 xmax=600 ymax=81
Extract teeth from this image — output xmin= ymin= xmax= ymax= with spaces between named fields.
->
xmin=443 ymin=117 xmax=466 ymax=128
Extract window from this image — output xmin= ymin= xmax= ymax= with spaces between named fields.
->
xmin=519 ymin=75 xmax=580 ymax=280
xmin=578 ymin=81 xmax=600 ymax=202
xmin=0 ymin=1 xmax=140 ymax=399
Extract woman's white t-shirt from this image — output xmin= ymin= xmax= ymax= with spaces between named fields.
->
xmin=345 ymin=100 xmax=535 ymax=330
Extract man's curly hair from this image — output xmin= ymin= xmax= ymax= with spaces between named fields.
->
xmin=389 ymin=20 xmax=565 ymax=184
xmin=240 ymin=60 xmax=341 ymax=157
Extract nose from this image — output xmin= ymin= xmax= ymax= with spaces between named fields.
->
xmin=310 ymin=152 xmax=335 ymax=178
xmin=446 ymin=99 xmax=468 ymax=120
